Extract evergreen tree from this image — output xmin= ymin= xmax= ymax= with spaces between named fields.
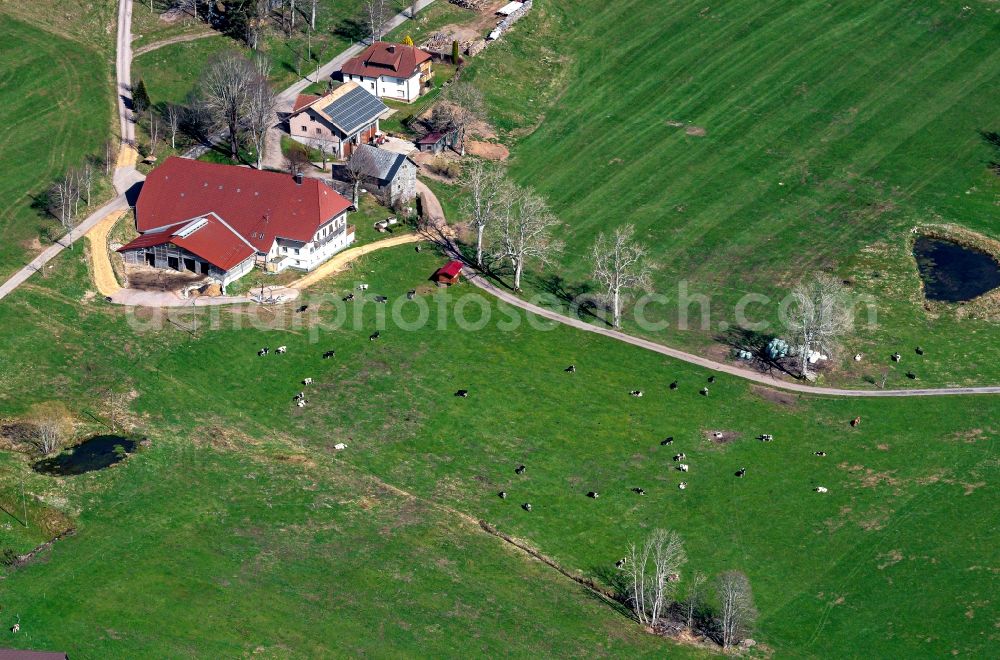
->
xmin=133 ymin=79 xmax=151 ymax=116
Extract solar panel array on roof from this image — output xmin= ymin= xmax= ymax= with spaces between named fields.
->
xmin=319 ymin=86 xmax=388 ymax=135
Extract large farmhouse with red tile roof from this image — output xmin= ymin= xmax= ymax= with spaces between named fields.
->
xmin=118 ymin=157 xmax=354 ymax=287
xmin=340 ymin=41 xmax=433 ymax=103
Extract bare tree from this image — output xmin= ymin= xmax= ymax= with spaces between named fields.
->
xmin=431 ymin=83 xmax=485 ymax=156
xmin=461 ymin=159 xmax=507 ymax=268
xmin=105 ymin=139 xmax=117 ymax=175
xmin=491 ymin=185 xmax=562 ymax=291
xmin=591 ymin=224 xmax=657 ymax=328
xmin=683 ymin=570 xmax=707 ymax=630
xmin=310 ymin=138 xmax=330 ymax=170
xmin=245 ymin=57 xmax=277 ymax=169
xmin=49 ymin=175 xmax=79 ymax=248
xmin=148 ymin=114 xmax=161 ymax=157
xmin=363 ymin=0 xmax=389 ymax=43
xmin=80 ymin=161 xmax=94 ymax=208
xmin=200 ymin=51 xmax=258 ymax=160
xmin=27 ymin=402 xmax=74 ymax=456
xmin=623 ymin=529 xmax=687 ymax=627
xmin=785 ymin=273 xmax=852 ymax=380
xmin=286 ymin=142 xmax=312 ymax=176
xmin=310 ymin=0 xmax=318 ymax=29
xmin=165 ymin=103 xmax=182 ymax=150
xmin=345 ymin=147 xmax=376 ymax=208
xmin=715 ymin=571 xmax=757 ymax=649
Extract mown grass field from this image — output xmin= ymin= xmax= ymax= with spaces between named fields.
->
xmin=0 ymin=244 xmax=996 ymax=656
xmin=0 ymin=14 xmax=113 ymax=282
xmin=460 ymin=0 xmax=1000 ymax=387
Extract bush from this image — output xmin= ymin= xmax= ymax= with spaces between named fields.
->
xmin=428 ymin=157 xmax=460 ymax=179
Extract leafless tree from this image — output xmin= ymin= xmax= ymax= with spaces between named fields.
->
xmin=28 ymin=403 xmax=73 ymax=456
xmin=286 ymin=142 xmax=312 ymax=176
xmin=310 ymin=138 xmax=330 ymax=170
xmin=683 ymin=570 xmax=707 ymax=630
xmin=245 ymin=57 xmax=277 ymax=169
xmin=623 ymin=529 xmax=687 ymax=627
xmin=49 ymin=175 xmax=79 ymax=248
xmin=164 ymin=103 xmax=182 ymax=150
xmin=715 ymin=571 xmax=757 ymax=649
xmin=490 ymin=185 xmax=562 ymax=291
xmin=461 ymin=159 xmax=507 ymax=267
xmin=784 ymin=273 xmax=852 ymax=379
xmin=345 ymin=147 xmax=376 ymax=208
xmin=80 ymin=161 xmax=95 ymax=207
xmin=310 ymin=0 xmax=318 ymax=29
xmin=200 ymin=51 xmax=258 ymax=160
xmin=431 ymin=83 xmax=485 ymax=156
xmin=148 ymin=114 xmax=161 ymax=157
xmin=104 ymin=139 xmax=117 ymax=175
xmin=364 ymin=0 xmax=389 ymax=43
xmin=591 ymin=223 xmax=657 ymax=328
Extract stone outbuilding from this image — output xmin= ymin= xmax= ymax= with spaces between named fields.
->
xmin=333 ymin=144 xmax=417 ymax=205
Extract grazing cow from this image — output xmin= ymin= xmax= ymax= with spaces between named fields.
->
xmin=851 ymin=416 xmax=861 ymax=427
xmin=673 ymin=453 xmax=686 ymax=461
xmin=677 ymin=463 xmax=689 ymax=472
xmin=415 ymin=245 xmax=422 ymax=253
xmin=343 ymin=293 xmax=355 ymax=302
xmin=369 ymin=331 xmax=381 ymax=341
xmin=854 ymin=353 xmax=863 ymax=361
xmin=814 ymin=451 xmax=827 ymax=457
xmin=303 ymin=378 xmax=313 ymax=385
xmin=915 ymin=346 xmax=924 ymax=355
xmin=522 ymin=503 xmax=532 ymax=512
xmin=515 ymin=464 xmax=526 ymax=475
xmin=374 ymin=295 xmax=388 ymax=304
xmin=700 ymin=387 xmax=709 ymax=396
xmin=455 ymin=389 xmax=469 ymax=397
xmin=297 ymin=305 xmax=308 ymax=313
xmin=615 ymin=557 xmax=628 ymax=569
xmin=498 ymin=491 xmax=507 ymax=499
xmin=258 ymin=347 xmax=269 ymax=356
xmin=707 ymin=375 xmax=716 ymax=383
xmin=669 ymin=381 xmax=678 ymax=390
xmin=760 ymin=434 xmax=774 ymax=442
xmin=632 ymin=487 xmax=645 ymax=495
xmin=587 ymin=491 xmax=599 ymax=499
xmin=735 ymin=467 xmax=746 ymax=478
xmin=11 ymin=623 xmax=19 ymax=634
xmin=294 ymin=391 xmax=305 ymax=400
xmin=323 ymin=350 xmax=335 ymax=359
xmin=358 ymin=284 xmax=369 ymax=291
xmin=814 ymin=486 xmax=828 ymax=493
xmin=276 ymin=345 xmax=287 ymax=354
xmin=296 ymin=399 xmax=306 ymax=408
xmin=660 ymin=437 xmax=674 ymax=446
xmin=565 ymin=365 xmax=576 ymax=373
xmin=906 ymin=371 xmax=917 ymax=380
xmin=713 ymin=431 xmax=724 ymax=440
xmin=407 ymin=290 xmax=416 ymax=300
xmin=678 ymin=481 xmax=687 ymax=490
xmin=629 ymin=390 xmax=643 ymax=397
xmin=891 ymin=352 xmax=901 ymax=362
xmin=334 ymin=442 xmax=347 ymax=450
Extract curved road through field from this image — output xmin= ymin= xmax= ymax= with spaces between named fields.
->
xmin=414 ymin=184 xmax=1000 ymax=398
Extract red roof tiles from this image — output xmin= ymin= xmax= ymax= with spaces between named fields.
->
xmin=341 ymin=42 xmax=432 ymax=80
xmin=135 ymin=157 xmax=351 ymax=254
xmin=118 ymin=213 xmax=257 ymax=271
xmin=292 ymin=93 xmax=321 ymax=112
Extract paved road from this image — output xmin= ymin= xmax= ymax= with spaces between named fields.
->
xmin=414 ymin=184 xmax=1000 ymax=398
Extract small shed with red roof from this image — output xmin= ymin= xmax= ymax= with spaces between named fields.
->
xmin=432 ymin=260 xmax=464 ymax=285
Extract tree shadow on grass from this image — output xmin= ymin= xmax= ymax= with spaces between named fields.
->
xmin=714 ymin=326 xmax=801 ymax=379
xmin=333 ymin=18 xmax=368 ymax=43
xmin=979 ymin=130 xmax=1000 ymax=175
xmin=536 ymin=274 xmax=610 ymax=325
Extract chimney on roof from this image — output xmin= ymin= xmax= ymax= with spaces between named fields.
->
xmin=387 ymin=45 xmax=396 ymax=53
xmin=294 ymin=171 xmax=303 ymax=185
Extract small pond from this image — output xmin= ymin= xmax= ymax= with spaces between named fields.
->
xmin=33 ymin=435 xmax=137 ymax=476
xmin=913 ymin=237 xmax=1000 ymax=302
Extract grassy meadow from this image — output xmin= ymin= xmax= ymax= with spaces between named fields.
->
xmin=0 ymin=14 xmax=113 ymax=282
xmin=0 ymin=243 xmax=996 ymax=656
xmin=459 ymin=0 xmax=1000 ymax=387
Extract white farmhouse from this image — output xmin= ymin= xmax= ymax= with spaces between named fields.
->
xmin=340 ymin=41 xmax=434 ymax=103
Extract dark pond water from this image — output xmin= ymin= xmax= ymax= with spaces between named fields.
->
xmin=913 ymin=237 xmax=1000 ymax=302
xmin=33 ymin=435 xmax=137 ymax=476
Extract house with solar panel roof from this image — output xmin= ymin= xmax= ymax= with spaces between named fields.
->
xmin=288 ymin=82 xmax=388 ymax=159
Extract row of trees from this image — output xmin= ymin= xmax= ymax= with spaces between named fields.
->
xmin=46 ymin=142 xmax=118 ymax=246
xmin=462 ymin=161 xmax=655 ymax=326
xmin=624 ymin=529 xmax=757 ymax=649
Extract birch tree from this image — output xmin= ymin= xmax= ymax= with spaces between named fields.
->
xmin=310 ymin=0 xmax=318 ymax=29
xmin=165 ymin=103 xmax=181 ymax=150
xmin=200 ymin=51 xmax=257 ymax=160
xmin=49 ymin=175 xmax=79 ymax=248
xmin=148 ymin=114 xmax=161 ymax=157
xmin=28 ymin=402 xmax=74 ymax=456
xmin=364 ymin=0 xmax=389 ymax=43
xmin=491 ymin=185 xmax=562 ymax=291
xmin=784 ymin=273 xmax=852 ymax=379
xmin=683 ymin=570 xmax=707 ymax=630
xmin=591 ymin=224 xmax=656 ymax=328
xmin=623 ymin=529 xmax=687 ymax=627
xmin=80 ymin=161 xmax=94 ymax=207
xmin=461 ymin=159 xmax=507 ymax=267
xmin=715 ymin=571 xmax=757 ymax=649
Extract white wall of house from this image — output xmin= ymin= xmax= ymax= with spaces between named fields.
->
xmin=267 ymin=211 xmax=354 ymax=272
xmin=221 ymin=256 xmax=257 ymax=288
xmin=344 ymin=73 xmax=421 ymax=103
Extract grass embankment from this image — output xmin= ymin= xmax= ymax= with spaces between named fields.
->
xmin=0 ymin=14 xmax=113 ymax=282
xmin=457 ymin=0 xmax=1000 ymax=387
xmin=0 ymin=245 xmax=996 ymax=656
